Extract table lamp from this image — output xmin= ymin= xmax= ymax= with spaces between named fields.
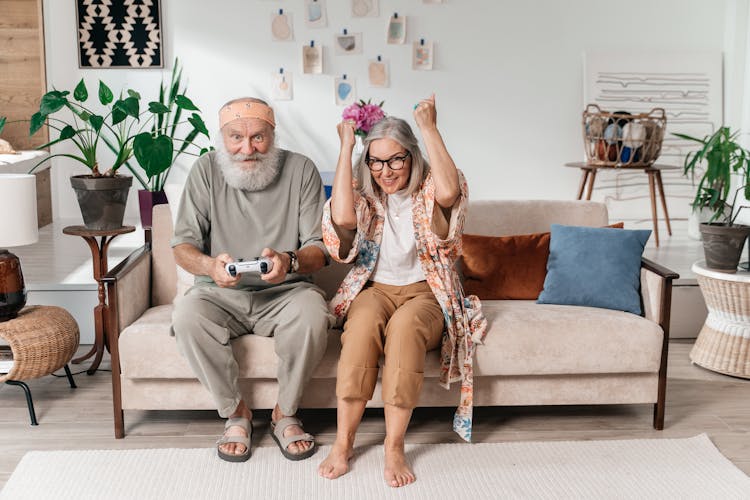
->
xmin=0 ymin=174 xmax=38 ymax=321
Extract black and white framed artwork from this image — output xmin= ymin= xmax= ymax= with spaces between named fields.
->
xmin=76 ymin=0 xmax=163 ymax=68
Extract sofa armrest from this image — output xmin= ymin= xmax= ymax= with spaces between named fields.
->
xmin=640 ymin=257 xmax=679 ymax=328
xmin=103 ymin=245 xmax=152 ymax=337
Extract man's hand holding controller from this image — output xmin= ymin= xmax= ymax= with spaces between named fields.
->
xmin=225 ymin=258 xmax=274 ymax=277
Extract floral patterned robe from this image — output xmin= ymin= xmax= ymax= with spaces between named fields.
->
xmin=322 ymin=170 xmax=488 ymax=441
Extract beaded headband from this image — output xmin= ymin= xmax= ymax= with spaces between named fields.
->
xmin=219 ymin=100 xmax=276 ymax=129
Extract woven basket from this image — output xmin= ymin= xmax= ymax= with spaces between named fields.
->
xmin=0 ymin=305 xmax=79 ymax=383
xmin=582 ymin=104 xmax=667 ymax=167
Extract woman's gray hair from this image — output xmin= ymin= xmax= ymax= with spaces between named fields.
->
xmin=355 ymin=116 xmax=430 ymax=197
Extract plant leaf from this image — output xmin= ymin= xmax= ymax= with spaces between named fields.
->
xmin=188 ymin=113 xmax=209 ymax=137
xmin=39 ymin=91 xmax=67 ymax=115
xmin=74 ymin=79 xmax=88 ymax=102
xmin=79 ymin=110 xmax=91 ymax=121
xmin=89 ymin=114 xmax=104 ymax=132
xmin=175 ymin=94 xmax=199 ymax=111
xmin=30 ymin=112 xmax=46 ymax=135
xmin=148 ymin=101 xmax=170 ymax=114
xmin=0 ymin=116 xmax=5 ymax=136
xmin=133 ymin=133 xmax=173 ymax=179
xmin=127 ymin=89 xmax=141 ymax=99
xmin=122 ymin=96 xmax=140 ymax=118
xmin=98 ymin=81 xmax=114 ymax=105
xmin=59 ymin=125 xmax=76 ymax=140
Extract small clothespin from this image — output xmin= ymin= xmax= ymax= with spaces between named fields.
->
xmin=343 ymin=28 xmax=348 ymax=35
xmin=377 ymin=55 xmax=382 ymax=62
xmin=420 ymin=38 xmax=425 ymax=46
xmin=310 ymin=40 xmax=315 ymax=47
xmin=394 ymin=12 xmax=398 ymax=19
xmin=279 ymin=68 xmax=285 ymax=81
xmin=279 ymin=8 xmax=283 ymax=15
xmin=343 ymin=74 xmax=347 ymax=80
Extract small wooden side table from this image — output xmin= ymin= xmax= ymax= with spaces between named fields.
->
xmin=690 ymin=261 xmax=750 ymax=378
xmin=564 ymin=162 xmax=680 ymax=247
xmin=0 ymin=305 xmax=79 ymax=425
xmin=63 ymin=225 xmax=135 ymax=374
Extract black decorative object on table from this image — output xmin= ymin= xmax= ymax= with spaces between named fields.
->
xmin=76 ymin=0 xmax=163 ymax=68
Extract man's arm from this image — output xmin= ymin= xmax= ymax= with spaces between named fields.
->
xmin=174 ymin=243 xmax=241 ymax=288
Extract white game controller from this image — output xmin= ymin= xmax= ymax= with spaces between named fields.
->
xmin=225 ymin=258 xmax=274 ymax=277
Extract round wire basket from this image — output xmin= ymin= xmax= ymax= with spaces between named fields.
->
xmin=582 ymin=104 xmax=667 ymax=167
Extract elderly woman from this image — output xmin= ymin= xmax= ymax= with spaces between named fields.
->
xmin=318 ymin=95 xmax=487 ymax=487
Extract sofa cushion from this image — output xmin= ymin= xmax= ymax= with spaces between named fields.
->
xmin=537 ymin=224 xmax=651 ymax=315
xmin=461 ymin=223 xmax=624 ymax=300
xmin=119 ymin=305 xmax=345 ymax=379
xmin=475 ymin=301 xmax=663 ymax=375
xmin=120 ymin=300 xmax=663 ymax=380
xmin=462 ymin=232 xmax=550 ymax=300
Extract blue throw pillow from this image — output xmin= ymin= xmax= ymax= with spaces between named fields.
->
xmin=537 ymin=224 xmax=651 ymax=315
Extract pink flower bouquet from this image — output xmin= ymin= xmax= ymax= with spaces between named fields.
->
xmin=342 ymin=99 xmax=385 ymax=137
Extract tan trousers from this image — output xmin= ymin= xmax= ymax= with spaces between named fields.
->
xmin=337 ymin=281 xmax=444 ymax=408
xmin=171 ymin=282 xmax=332 ymax=417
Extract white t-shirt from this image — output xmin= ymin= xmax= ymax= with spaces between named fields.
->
xmin=370 ymin=189 xmax=426 ymax=285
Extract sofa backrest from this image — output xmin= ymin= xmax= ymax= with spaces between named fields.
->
xmin=464 ymin=200 xmax=608 ymax=236
xmin=150 ymin=199 xmax=610 ymax=305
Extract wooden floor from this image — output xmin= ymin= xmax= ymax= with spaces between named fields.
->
xmin=1 ymin=341 xmax=748 ymax=488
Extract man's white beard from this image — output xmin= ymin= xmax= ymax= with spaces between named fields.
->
xmin=216 ymin=141 xmax=283 ymax=191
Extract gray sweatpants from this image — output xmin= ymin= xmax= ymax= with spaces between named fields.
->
xmin=171 ymin=282 xmax=332 ymax=417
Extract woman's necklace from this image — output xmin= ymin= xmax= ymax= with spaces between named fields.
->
xmin=387 ymin=191 xmax=410 ymax=221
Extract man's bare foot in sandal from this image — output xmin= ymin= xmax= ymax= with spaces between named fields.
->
xmin=384 ymin=438 xmax=415 ymax=488
xmin=318 ymin=438 xmax=354 ymax=479
xmin=271 ymin=405 xmax=316 ymax=460
xmin=217 ymin=401 xmax=253 ymax=462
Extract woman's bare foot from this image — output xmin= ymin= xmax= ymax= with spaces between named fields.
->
xmin=318 ymin=441 xmax=354 ymax=479
xmin=383 ymin=439 xmax=415 ymax=487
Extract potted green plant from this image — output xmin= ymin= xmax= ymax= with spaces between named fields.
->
xmin=674 ymin=127 xmax=750 ymax=271
xmin=127 ymin=59 xmax=211 ymax=228
xmin=0 ymin=80 xmax=140 ymax=230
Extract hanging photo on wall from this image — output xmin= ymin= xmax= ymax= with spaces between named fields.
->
xmin=335 ymin=76 xmax=356 ymax=106
xmin=334 ymin=32 xmax=363 ymax=55
xmin=387 ymin=14 xmax=406 ymax=45
xmin=271 ymin=10 xmax=294 ymax=41
xmin=413 ymin=40 xmax=434 ymax=70
xmin=368 ymin=58 xmax=389 ymax=87
xmin=303 ymin=44 xmax=323 ymax=74
xmin=352 ymin=0 xmax=379 ymax=17
xmin=77 ymin=0 xmax=163 ymax=68
xmin=271 ymin=71 xmax=293 ymax=100
xmin=304 ymin=0 xmax=327 ymax=28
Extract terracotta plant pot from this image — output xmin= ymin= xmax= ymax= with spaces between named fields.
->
xmin=137 ymin=189 xmax=169 ymax=229
xmin=699 ymin=223 xmax=750 ymax=272
xmin=70 ymin=175 xmax=133 ymax=230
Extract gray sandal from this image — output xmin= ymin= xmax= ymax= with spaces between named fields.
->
xmin=271 ymin=416 xmax=316 ymax=461
xmin=216 ymin=417 xmax=252 ymax=463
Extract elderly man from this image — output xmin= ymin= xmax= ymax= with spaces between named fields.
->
xmin=171 ymin=97 xmax=331 ymax=463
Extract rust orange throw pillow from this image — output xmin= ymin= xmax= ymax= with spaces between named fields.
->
xmin=461 ymin=223 xmax=624 ymax=300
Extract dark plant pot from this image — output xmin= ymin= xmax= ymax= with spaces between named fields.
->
xmin=70 ymin=175 xmax=133 ymax=230
xmin=138 ymin=189 xmax=169 ymax=229
xmin=699 ymin=223 xmax=750 ymax=272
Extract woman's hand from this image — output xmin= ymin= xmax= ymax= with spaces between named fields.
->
xmin=413 ymin=94 xmax=437 ymax=133
xmin=337 ymin=120 xmax=357 ymax=152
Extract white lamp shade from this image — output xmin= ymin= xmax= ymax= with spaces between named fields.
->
xmin=0 ymin=174 xmax=38 ymax=247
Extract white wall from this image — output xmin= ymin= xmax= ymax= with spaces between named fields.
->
xmin=43 ymin=0 xmax=737 ymax=220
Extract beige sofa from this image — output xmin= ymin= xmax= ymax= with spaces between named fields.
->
xmin=104 ymin=200 xmax=678 ymax=439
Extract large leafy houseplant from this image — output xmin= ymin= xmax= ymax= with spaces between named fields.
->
xmin=129 ymin=58 xmax=211 ymax=193
xmin=674 ymin=127 xmax=750 ymax=270
xmin=675 ymin=127 xmax=750 ymax=224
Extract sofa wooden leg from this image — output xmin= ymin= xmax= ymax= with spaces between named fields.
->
xmin=114 ymin=409 xmax=125 ymax=439
xmin=653 ymin=401 xmax=665 ymax=430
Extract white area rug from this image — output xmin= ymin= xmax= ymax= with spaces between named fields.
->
xmin=2 ymin=434 xmax=748 ymax=500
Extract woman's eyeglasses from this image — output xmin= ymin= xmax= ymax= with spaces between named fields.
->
xmin=365 ymin=151 xmax=411 ymax=171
